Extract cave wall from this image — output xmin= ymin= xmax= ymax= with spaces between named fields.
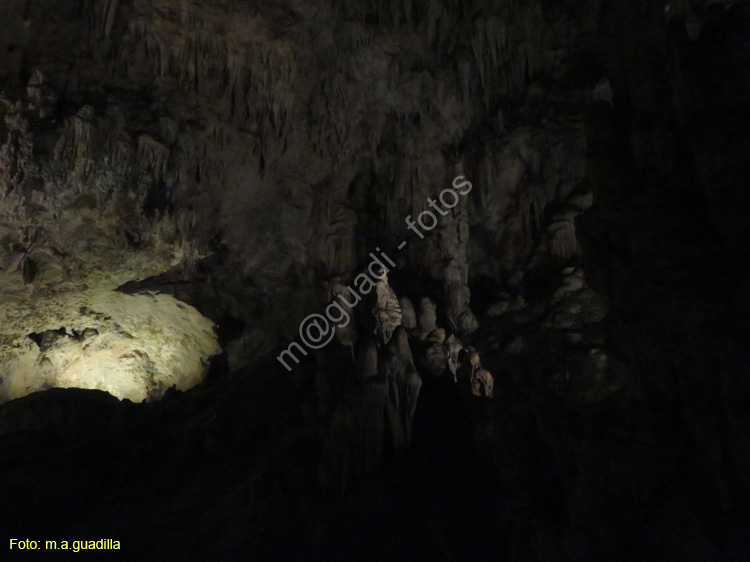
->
xmin=491 ymin=1 xmax=750 ymax=560
xmin=1 ymin=0 xmax=607 ymax=369
xmin=1 ymin=0 xmax=749 ymax=559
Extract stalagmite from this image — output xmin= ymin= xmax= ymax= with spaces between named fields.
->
xmin=382 ymin=327 xmax=422 ymax=451
xmin=460 ymin=350 xmax=481 ymax=380
xmin=318 ymin=337 xmax=387 ymax=489
xmin=423 ymin=339 xmax=448 ymax=376
xmin=372 ymin=269 xmax=402 ymax=344
xmin=399 ymin=296 xmax=417 ymax=331
xmin=418 ymin=297 xmax=437 ymax=336
xmin=440 ymin=164 xmax=479 ymax=336
xmin=444 ymin=333 xmax=463 ymax=378
xmin=357 ymin=339 xmax=380 ymax=381
xmin=319 ymin=322 xmax=423 ymax=488
xmin=471 ymin=367 xmax=494 ymax=399
xmin=327 ymin=277 xmax=358 ymax=358
xmin=457 ymin=349 xmax=494 ymax=399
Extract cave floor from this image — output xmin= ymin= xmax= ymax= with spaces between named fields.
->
xmin=0 ymin=346 xmax=502 ymax=561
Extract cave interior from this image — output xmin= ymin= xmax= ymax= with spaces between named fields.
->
xmin=1 ymin=0 xmax=750 ymax=560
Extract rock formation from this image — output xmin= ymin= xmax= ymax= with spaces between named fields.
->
xmin=399 ymin=296 xmax=417 ymax=332
xmin=326 ymin=277 xmax=358 ymax=357
xmin=417 ymin=297 xmax=438 ymax=337
xmin=372 ymin=269 xmax=402 ymax=345
xmin=0 ymin=1 xmax=748 ymax=560
xmin=318 ymin=325 xmax=422 ymax=487
xmin=381 ymin=327 xmax=422 ymax=451
xmin=444 ymin=333 xmax=463 ymax=378
xmin=471 ymin=366 xmax=494 ymax=400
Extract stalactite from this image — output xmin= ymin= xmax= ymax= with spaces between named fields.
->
xmin=84 ymin=0 xmax=120 ymax=43
xmin=591 ymin=77 xmax=613 ymax=105
xmin=549 ymin=222 xmax=579 ymax=259
xmin=137 ymin=135 xmax=170 ymax=183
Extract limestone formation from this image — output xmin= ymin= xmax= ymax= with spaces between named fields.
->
xmin=318 ymin=371 xmax=388 ymax=490
xmin=381 ymin=328 xmax=422 ymax=451
xmin=441 ymin=163 xmax=479 ymax=337
xmin=372 ymin=271 xmax=402 ymax=345
xmin=429 ymin=345 xmax=450 ymax=376
xmin=399 ymin=296 xmax=417 ymax=331
xmin=0 ymin=292 xmax=219 ymax=403
xmin=487 ymin=293 xmax=527 ymax=318
xmin=0 ymin=0 xmax=745 ymax=559
xmin=471 ymin=367 xmax=494 ymax=399
xmin=456 ymin=348 xmax=493 ymax=398
xmin=356 ymin=339 xmax=380 ymax=382
xmin=444 ymin=334 xmax=463 ymax=377
xmin=417 ymin=297 xmax=437 ymax=337
xmin=326 ymin=277 xmax=358 ymax=356
xmin=455 ymin=349 xmax=474 ymax=396
xmin=0 ymin=0 xmax=605 ymax=406
xmin=319 ymin=327 xmax=422 ymax=488
xmin=426 ymin=328 xmax=446 ymax=344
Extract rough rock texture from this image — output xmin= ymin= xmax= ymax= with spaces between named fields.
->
xmin=0 ymin=0 xmax=606 ymax=380
xmin=1 ymin=292 xmax=219 ymax=403
xmin=373 ymin=274 xmax=402 ymax=344
xmin=444 ymin=333 xmax=463 ymax=376
xmin=417 ymin=296 xmax=438 ymax=336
